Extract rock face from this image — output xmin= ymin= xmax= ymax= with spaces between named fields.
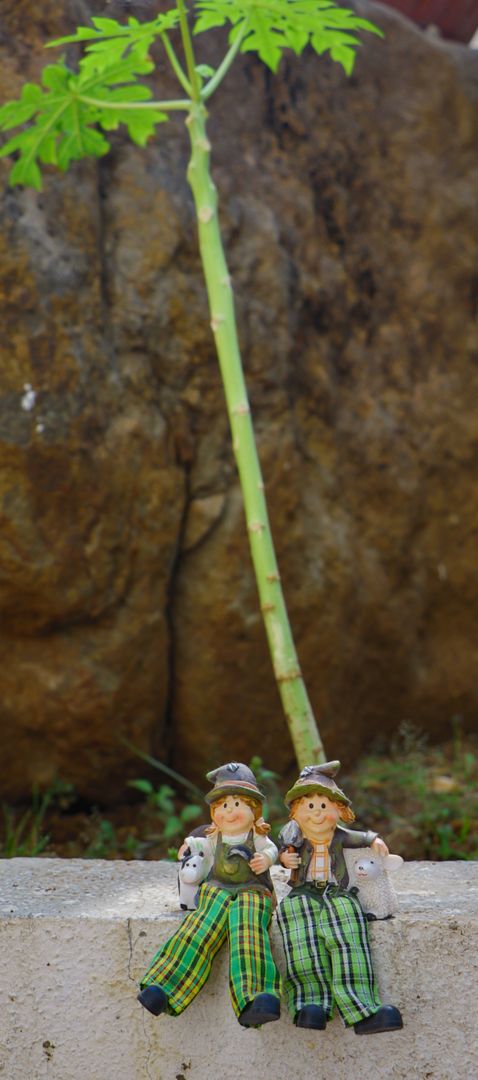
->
xmin=0 ymin=1 xmax=477 ymax=800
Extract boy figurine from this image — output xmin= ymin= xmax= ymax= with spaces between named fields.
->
xmin=277 ymin=761 xmax=403 ymax=1035
xmin=138 ymin=762 xmax=281 ymax=1027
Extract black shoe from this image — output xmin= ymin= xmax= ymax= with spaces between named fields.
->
xmin=354 ymin=1005 xmax=403 ymax=1035
xmin=239 ymin=993 xmax=281 ymax=1028
xmin=294 ymin=1004 xmax=327 ymax=1030
xmin=137 ymin=985 xmax=168 ymax=1016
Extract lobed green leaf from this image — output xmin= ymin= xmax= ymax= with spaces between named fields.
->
xmin=193 ymin=0 xmax=383 ymax=73
xmin=0 ymin=15 xmax=174 ymax=189
xmin=48 ymin=11 xmax=180 ymax=48
xmin=0 ymin=1 xmax=383 ymax=190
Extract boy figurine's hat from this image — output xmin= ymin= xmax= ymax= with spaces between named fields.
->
xmin=205 ymin=762 xmax=266 ymax=804
xmin=285 ymin=761 xmax=351 ymax=807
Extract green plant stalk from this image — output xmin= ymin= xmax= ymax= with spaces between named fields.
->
xmin=186 ymin=101 xmax=325 ymax=767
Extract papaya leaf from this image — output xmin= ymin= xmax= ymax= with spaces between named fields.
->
xmin=0 ymin=84 xmax=43 ymax=131
xmin=48 ymin=11 xmax=180 ymax=49
xmin=0 ymin=30 xmax=170 ymax=189
xmin=193 ymin=0 xmax=383 ymax=73
xmin=196 ymin=63 xmax=216 ymax=77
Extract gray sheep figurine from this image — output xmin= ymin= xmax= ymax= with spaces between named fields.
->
xmin=344 ymin=849 xmax=404 ymax=920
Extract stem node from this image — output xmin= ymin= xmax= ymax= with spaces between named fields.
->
xmin=277 ymin=669 xmax=303 ymax=684
xmin=248 ymin=521 xmax=265 ymax=534
xmin=196 ymin=137 xmax=211 ymax=152
xmin=198 ymin=206 xmax=213 ymax=223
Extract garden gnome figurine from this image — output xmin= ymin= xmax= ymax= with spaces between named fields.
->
xmin=138 ymin=762 xmax=281 ymax=1026
xmin=277 ymin=762 xmax=403 ymax=1034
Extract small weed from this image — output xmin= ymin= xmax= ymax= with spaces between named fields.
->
xmin=128 ymin=779 xmax=202 ymax=853
xmin=0 ymin=780 xmax=75 ymax=858
xmin=348 ymin=720 xmax=478 ymax=860
xmin=84 ymin=816 xmax=118 ymax=859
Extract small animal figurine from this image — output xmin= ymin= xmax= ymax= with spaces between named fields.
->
xmin=277 ymin=762 xmax=403 ymax=1035
xmin=177 ymin=850 xmax=207 ymax=911
xmin=138 ymin=762 xmax=281 ymax=1027
xmin=345 ymin=849 xmax=404 ymax=920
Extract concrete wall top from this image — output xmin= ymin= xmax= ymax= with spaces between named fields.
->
xmin=0 ymin=859 xmax=477 ymax=1080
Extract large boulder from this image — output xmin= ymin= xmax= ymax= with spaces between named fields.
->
xmin=0 ymin=1 xmax=477 ymax=798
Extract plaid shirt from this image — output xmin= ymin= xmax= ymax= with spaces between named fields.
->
xmin=305 ymin=842 xmax=336 ymax=883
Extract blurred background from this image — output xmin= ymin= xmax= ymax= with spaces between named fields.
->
xmin=0 ymin=1 xmax=477 ymax=861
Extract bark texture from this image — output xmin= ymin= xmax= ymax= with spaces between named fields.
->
xmin=0 ymin=1 xmax=477 ymax=798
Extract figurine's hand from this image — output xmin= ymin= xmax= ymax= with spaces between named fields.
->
xmin=371 ymin=837 xmax=389 ymax=857
xmin=250 ymin=853 xmax=270 ymax=874
xmin=280 ymin=851 xmax=301 ymax=870
xmin=177 ymin=842 xmax=189 ymax=860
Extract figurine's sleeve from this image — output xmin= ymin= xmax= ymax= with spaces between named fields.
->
xmin=254 ymin=833 xmax=278 ymax=866
xmin=184 ymin=833 xmax=216 ymax=859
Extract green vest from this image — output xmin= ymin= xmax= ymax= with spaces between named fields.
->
xmin=207 ymin=831 xmax=273 ymax=896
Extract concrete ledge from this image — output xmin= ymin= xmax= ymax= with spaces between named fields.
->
xmin=0 ymin=859 xmax=477 ymax=1079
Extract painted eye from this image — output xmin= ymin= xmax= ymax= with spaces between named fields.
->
xmin=223 ymin=802 xmax=228 ymax=808
xmin=235 ymin=800 xmax=240 ymax=806
xmin=308 ymin=802 xmax=314 ymax=809
xmin=321 ymin=803 xmax=326 ymax=809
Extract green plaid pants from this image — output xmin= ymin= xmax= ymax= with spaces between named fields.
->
xmin=141 ymin=882 xmax=281 ymax=1017
xmin=277 ymin=885 xmax=382 ymax=1026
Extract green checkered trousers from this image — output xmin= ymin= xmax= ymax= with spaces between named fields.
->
xmin=277 ymin=884 xmax=382 ymax=1026
xmin=141 ymin=882 xmax=281 ymax=1018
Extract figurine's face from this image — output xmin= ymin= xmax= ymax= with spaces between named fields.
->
xmin=211 ymin=795 xmax=255 ymax=835
xmin=292 ymin=793 xmax=341 ymax=840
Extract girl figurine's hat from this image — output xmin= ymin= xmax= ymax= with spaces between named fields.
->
xmin=284 ymin=761 xmax=351 ymax=807
xmin=204 ymin=762 xmax=266 ymax=804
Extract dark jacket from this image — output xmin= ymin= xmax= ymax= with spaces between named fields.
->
xmin=278 ymin=821 xmax=378 ymax=889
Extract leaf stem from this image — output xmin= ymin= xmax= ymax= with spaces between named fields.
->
xmin=160 ymin=31 xmax=192 ymax=95
xmin=118 ymin=735 xmax=205 ymax=800
xmin=78 ymin=94 xmax=191 ymax=112
xmin=202 ymin=20 xmax=250 ymax=100
xmin=176 ymin=0 xmax=201 ymax=101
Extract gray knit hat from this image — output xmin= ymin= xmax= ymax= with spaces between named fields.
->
xmin=284 ymin=761 xmax=351 ymax=807
xmin=204 ymin=762 xmax=266 ymax=805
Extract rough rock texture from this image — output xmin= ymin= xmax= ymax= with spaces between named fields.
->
xmin=0 ymin=2 xmax=477 ymax=799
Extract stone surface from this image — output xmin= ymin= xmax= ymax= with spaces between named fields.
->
xmin=0 ymin=858 xmax=477 ymax=1079
xmin=0 ymin=2 xmax=477 ymax=797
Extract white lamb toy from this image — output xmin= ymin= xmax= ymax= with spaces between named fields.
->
xmin=177 ymin=851 xmax=207 ymax=911
xmin=344 ymin=848 xmax=404 ymax=920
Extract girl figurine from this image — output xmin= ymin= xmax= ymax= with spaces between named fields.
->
xmin=138 ymin=762 xmax=281 ymax=1027
xmin=277 ymin=762 xmax=403 ymax=1035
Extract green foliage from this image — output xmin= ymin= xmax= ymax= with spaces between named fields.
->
xmin=248 ymin=755 xmax=285 ymax=830
xmin=0 ymin=1 xmax=382 ymax=189
xmin=118 ymin=736 xmax=205 ymax=801
xmin=81 ymin=813 xmax=143 ymax=858
xmin=349 ymin=721 xmax=478 ymax=861
xmin=128 ymin=779 xmax=202 ymax=848
xmin=84 ymin=816 xmax=118 ymax=859
xmin=193 ymin=0 xmax=383 ymax=74
xmin=0 ymin=780 xmax=75 ymax=858
xmin=48 ymin=13 xmax=179 ymax=49
xmin=0 ymin=14 xmax=176 ymax=190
